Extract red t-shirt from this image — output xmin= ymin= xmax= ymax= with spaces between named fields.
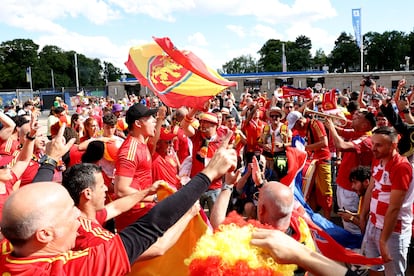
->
xmin=172 ymin=125 xmax=190 ymax=164
xmin=19 ymin=159 xmax=40 ymax=187
xmin=115 ymin=135 xmax=155 ymax=230
xmin=74 ymin=210 xmax=114 ymax=251
xmin=0 ymin=235 xmax=130 ymax=275
xmin=0 ymin=137 xmax=20 ymax=156
xmin=152 ymin=152 xmax=181 ymax=190
xmin=336 ymin=135 xmax=372 ymax=191
xmin=370 ymin=154 xmax=414 ymax=232
xmin=68 ymin=145 xmax=84 ymax=168
xmin=0 ymin=172 xmax=18 ymax=222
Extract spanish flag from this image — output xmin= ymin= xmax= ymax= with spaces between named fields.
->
xmin=125 ymin=37 xmax=237 ymax=109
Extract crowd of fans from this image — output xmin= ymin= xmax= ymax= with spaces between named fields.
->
xmin=0 ymin=77 xmax=414 ymax=275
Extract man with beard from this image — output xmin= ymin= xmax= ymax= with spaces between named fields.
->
xmin=181 ymin=108 xmax=228 ymax=215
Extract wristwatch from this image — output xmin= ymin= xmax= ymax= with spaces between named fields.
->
xmin=39 ymin=155 xmax=58 ymax=168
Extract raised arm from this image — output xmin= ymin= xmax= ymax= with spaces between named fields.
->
xmin=118 ymin=131 xmax=237 ymax=264
xmin=250 ymin=228 xmax=351 ymax=276
xmin=210 ymin=170 xmax=240 ymax=229
xmin=0 ymin=112 xmax=16 ymax=141
xmin=179 ymin=107 xmax=198 ymax=138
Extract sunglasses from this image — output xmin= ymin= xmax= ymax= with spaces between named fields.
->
xmin=270 ymin=114 xmax=281 ymax=119
xmin=0 ymin=164 xmax=11 ymax=169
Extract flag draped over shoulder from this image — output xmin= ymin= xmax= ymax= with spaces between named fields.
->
xmin=127 ymin=182 xmax=210 ymax=276
xmin=125 ymin=37 xmax=237 ymax=109
xmin=282 ymin=86 xmax=313 ymax=99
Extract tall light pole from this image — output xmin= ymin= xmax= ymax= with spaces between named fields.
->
xmin=51 ymin=69 xmax=55 ymax=90
xmin=405 ymin=56 xmax=410 ymax=71
xmin=74 ymin=53 xmax=80 ymax=92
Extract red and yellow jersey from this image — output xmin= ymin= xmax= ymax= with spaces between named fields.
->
xmin=74 ymin=210 xmax=114 ymax=251
xmin=0 ymin=137 xmax=20 ymax=156
xmin=0 ymin=235 xmax=130 ymax=276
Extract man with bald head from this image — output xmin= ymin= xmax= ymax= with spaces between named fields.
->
xmin=0 ymin=132 xmax=238 ymax=275
xmin=211 ymin=175 xmax=314 ymax=244
xmin=257 ymin=181 xmax=294 ymax=231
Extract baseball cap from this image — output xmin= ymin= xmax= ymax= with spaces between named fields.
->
xmin=126 ymin=103 xmax=158 ymax=126
xmin=0 ymin=154 xmax=14 ymax=168
xmin=286 ymin=111 xmax=303 ymax=130
xmin=159 ymin=127 xmax=177 ymax=141
xmin=199 ymin=112 xmax=218 ymax=124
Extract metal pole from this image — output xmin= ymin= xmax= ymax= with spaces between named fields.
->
xmin=360 ymin=43 xmax=364 ymax=72
xmin=282 ymin=43 xmax=287 ymax=72
xmin=360 ymin=9 xmax=363 ymax=72
xmin=51 ymin=69 xmax=55 ymax=90
xmin=74 ymin=53 xmax=80 ymax=92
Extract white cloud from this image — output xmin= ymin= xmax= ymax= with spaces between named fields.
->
xmin=285 ymin=22 xmax=337 ymax=55
xmin=110 ymin=0 xmax=196 ymax=22
xmin=226 ymin=25 xmax=246 ymax=38
xmin=251 ymin=24 xmax=282 ymax=41
xmin=187 ymin=32 xmax=208 ymax=46
xmin=0 ymin=0 xmax=119 ymax=33
xmin=35 ymin=32 xmax=132 ymax=71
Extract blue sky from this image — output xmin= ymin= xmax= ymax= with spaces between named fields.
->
xmin=0 ymin=0 xmax=412 ymax=73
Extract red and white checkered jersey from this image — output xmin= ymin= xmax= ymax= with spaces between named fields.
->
xmin=370 ymin=154 xmax=414 ymax=233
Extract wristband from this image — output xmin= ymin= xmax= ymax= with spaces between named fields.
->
xmin=184 ymin=115 xmax=194 ymax=123
xmin=153 ymin=194 xmax=158 ymax=203
xmin=38 ymin=155 xmax=58 ymax=168
xmin=257 ymin=180 xmax=266 ymax=189
xmin=222 ymin=183 xmax=234 ymax=192
xmin=26 ymin=132 xmax=36 ymax=141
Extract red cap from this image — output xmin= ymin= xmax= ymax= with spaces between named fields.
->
xmin=159 ymin=128 xmax=176 ymax=141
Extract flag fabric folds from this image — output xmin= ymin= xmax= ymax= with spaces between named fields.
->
xmin=282 ymin=147 xmax=383 ymax=265
xmin=128 ymin=182 xmax=210 ymax=276
xmin=125 ymin=37 xmax=237 ymax=109
xmin=282 ymin=86 xmax=313 ymax=99
xmin=352 ymin=8 xmax=362 ymax=49
xmin=322 ymin=88 xmax=338 ymax=110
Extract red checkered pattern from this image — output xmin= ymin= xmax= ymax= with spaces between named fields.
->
xmin=370 ymin=155 xmax=414 ymax=233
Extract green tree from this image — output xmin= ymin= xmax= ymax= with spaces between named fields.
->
xmin=365 ymin=31 xmax=409 ymax=71
xmin=313 ymin=48 xmax=328 ymax=70
xmin=328 ymin=32 xmax=360 ymax=72
xmin=286 ymin=35 xmax=312 ymax=71
xmin=38 ymin=45 xmax=72 ymax=89
xmin=103 ymin=61 xmax=123 ymax=82
xmin=221 ymin=54 xmax=258 ymax=74
xmin=258 ymin=39 xmax=284 ymax=72
xmin=0 ymin=39 xmax=39 ymax=89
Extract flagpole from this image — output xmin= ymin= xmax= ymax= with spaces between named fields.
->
xmin=360 ymin=9 xmax=363 ymax=72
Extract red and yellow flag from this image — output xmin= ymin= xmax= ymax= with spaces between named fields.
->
xmin=125 ymin=37 xmax=237 ymax=109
